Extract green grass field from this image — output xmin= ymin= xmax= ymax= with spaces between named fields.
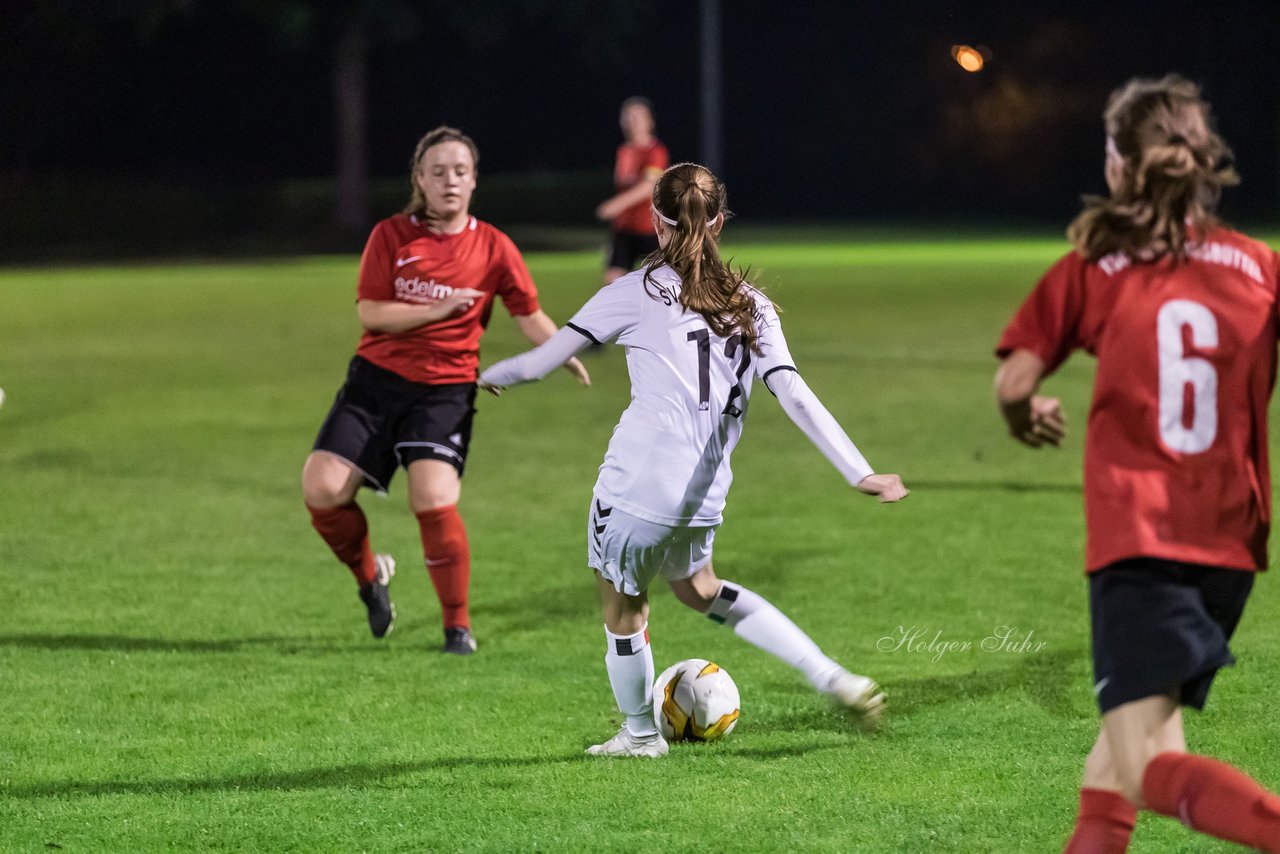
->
xmin=3 ymin=235 xmax=1279 ymax=852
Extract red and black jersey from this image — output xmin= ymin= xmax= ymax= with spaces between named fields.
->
xmin=612 ymin=139 xmax=669 ymax=235
xmin=998 ymin=227 xmax=1280 ymax=572
xmin=355 ymin=214 xmax=540 ymax=385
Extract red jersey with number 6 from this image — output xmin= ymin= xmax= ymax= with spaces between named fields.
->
xmin=355 ymin=213 xmax=541 ymax=385
xmin=997 ymin=228 xmax=1280 ymax=572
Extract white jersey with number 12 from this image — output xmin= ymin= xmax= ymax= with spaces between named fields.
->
xmin=566 ymin=265 xmax=796 ymax=526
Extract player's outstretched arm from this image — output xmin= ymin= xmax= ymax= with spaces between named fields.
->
xmin=596 ymin=179 xmax=656 ymax=222
xmin=479 ymin=326 xmax=593 ymax=395
xmin=855 ymin=473 xmax=909 ymax=503
xmin=357 ymin=290 xmax=485 ymax=333
xmin=994 ymin=349 xmax=1065 ymax=448
xmin=767 ymin=369 xmax=908 ymax=503
xmin=514 ymin=310 xmax=591 ymax=386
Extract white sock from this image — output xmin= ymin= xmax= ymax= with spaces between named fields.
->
xmin=603 ymin=624 xmax=657 ymax=736
xmin=705 ymin=581 xmax=841 ymax=690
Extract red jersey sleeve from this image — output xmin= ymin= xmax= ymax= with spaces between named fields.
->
xmin=996 ymin=251 xmax=1087 ymax=375
xmin=494 ymin=234 xmax=540 ymax=317
xmin=355 ymin=220 xmax=400 ymax=301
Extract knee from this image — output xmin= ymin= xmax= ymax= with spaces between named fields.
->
xmin=604 ymin=611 xmax=648 ymax=636
xmin=672 ymin=583 xmax=716 ymax=613
xmin=409 ymin=489 xmax=457 ymax=514
xmin=302 ymin=461 xmax=354 ymax=509
xmin=407 ymin=464 xmax=461 ymax=513
xmin=303 ymin=482 xmax=344 ymax=508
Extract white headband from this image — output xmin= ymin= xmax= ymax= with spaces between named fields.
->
xmin=653 ymin=205 xmax=719 ymax=229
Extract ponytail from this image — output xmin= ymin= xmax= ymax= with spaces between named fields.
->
xmin=1068 ymin=75 xmax=1237 ymax=261
xmin=644 ymin=163 xmax=765 ymax=351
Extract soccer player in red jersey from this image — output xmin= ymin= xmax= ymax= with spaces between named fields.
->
xmin=302 ymin=126 xmax=590 ymax=654
xmin=596 ymin=97 xmax=670 ymax=284
xmin=995 ymin=76 xmax=1280 ymax=852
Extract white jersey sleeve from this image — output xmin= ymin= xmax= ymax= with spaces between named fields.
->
xmin=769 ymin=369 xmax=874 ymax=486
xmin=478 ymin=326 xmax=589 ymax=389
xmin=747 ymin=290 xmax=874 ymax=486
xmin=479 ymin=277 xmax=644 ymax=389
xmin=751 ymin=295 xmax=799 ymax=392
xmin=565 ymin=278 xmax=642 ymax=346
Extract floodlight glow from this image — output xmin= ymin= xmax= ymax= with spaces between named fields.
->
xmin=951 ymin=45 xmax=985 ymax=72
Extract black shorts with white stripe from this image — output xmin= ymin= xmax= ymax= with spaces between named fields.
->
xmin=312 ymin=356 xmax=476 ymax=491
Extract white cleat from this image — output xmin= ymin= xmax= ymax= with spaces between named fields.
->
xmin=825 ymin=670 xmax=887 ymax=731
xmin=374 ymin=552 xmax=396 ymax=586
xmin=585 ymin=725 xmax=669 ymax=758
xmin=358 ymin=553 xmax=397 ymax=639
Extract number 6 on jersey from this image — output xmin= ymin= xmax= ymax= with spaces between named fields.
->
xmin=1157 ymin=299 xmax=1218 ymax=454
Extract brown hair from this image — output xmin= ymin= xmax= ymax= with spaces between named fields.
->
xmin=644 ymin=163 xmax=763 ymax=350
xmin=621 ymin=95 xmax=653 ymax=116
xmin=1068 ymin=74 xmax=1238 ymax=261
xmin=402 ymin=126 xmax=480 ymax=217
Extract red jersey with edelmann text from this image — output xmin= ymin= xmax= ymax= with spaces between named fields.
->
xmin=997 ymin=228 xmax=1280 ymax=572
xmin=355 ymin=214 xmax=540 ymax=384
xmin=613 ymin=139 xmax=669 ymax=235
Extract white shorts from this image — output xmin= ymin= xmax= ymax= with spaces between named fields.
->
xmin=587 ymin=497 xmax=716 ymax=597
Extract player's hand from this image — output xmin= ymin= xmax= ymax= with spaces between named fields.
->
xmin=477 ymin=379 xmax=502 ymax=397
xmin=1005 ymin=394 xmax=1065 ymax=448
xmin=856 ymin=473 xmax=909 ymax=503
xmin=596 ymin=200 xmax=622 ymax=222
xmin=563 ymin=357 xmax=591 ymax=387
xmin=440 ymin=288 xmax=486 ymax=316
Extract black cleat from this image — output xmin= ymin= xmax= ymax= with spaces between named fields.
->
xmin=358 ymin=553 xmax=396 ymax=638
xmin=442 ymin=626 xmax=477 ymax=655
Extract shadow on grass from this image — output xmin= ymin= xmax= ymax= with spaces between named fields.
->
xmin=0 ymin=633 xmax=395 ymax=655
xmin=745 ymin=648 xmax=1088 ymax=734
xmin=480 ymin=582 xmax=597 ymax=633
xmin=5 ymin=742 xmax=838 ymax=799
xmin=905 ymin=479 xmax=1081 ymax=495
xmin=889 ymin=647 xmax=1085 ymax=720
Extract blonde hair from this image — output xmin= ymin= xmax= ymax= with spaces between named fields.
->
xmin=1068 ymin=74 xmax=1238 ymax=261
xmin=644 ymin=163 xmax=763 ymax=350
xmin=402 ymin=126 xmax=480 ymax=218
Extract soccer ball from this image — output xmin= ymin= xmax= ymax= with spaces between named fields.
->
xmin=653 ymin=658 xmax=740 ymax=742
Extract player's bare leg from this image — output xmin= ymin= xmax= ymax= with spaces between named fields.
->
xmin=1085 ymin=694 xmax=1280 ymax=852
xmin=1064 ymin=721 xmax=1139 ymax=852
xmin=602 ymin=266 xmax=627 ymax=285
xmin=407 ymin=459 xmax=475 ymax=654
xmin=669 ymin=562 xmax=886 ymax=730
xmin=302 ymin=452 xmax=395 ymax=638
xmin=587 ymin=574 xmax=666 ymax=757
xmin=1098 ymin=694 xmax=1185 ymax=807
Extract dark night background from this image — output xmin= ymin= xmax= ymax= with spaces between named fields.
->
xmin=3 ymin=0 xmax=1279 ymax=259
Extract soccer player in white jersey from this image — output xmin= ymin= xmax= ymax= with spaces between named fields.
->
xmin=480 ymin=163 xmax=908 ymax=757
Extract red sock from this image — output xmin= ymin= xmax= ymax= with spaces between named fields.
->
xmin=416 ymin=505 xmax=471 ymax=629
xmin=307 ymin=503 xmax=377 ymax=586
xmin=1143 ymin=752 xmax=1280 ymax=853
xmin=1063 ymin=788 xmax=1136 ymax=853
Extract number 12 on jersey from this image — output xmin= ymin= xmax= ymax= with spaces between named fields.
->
xmin=687 ymin=329 xmax=752 ymax=418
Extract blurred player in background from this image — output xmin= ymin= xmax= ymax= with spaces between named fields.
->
xmin=595 ymin=96 xmax=669 ymax=284
xmin=482 ymin=163 xmax=908 ymax=757
xmin=995 ymin=76 xmax=1280 ymax=852
xmin=302 ymin=126 xmax=590 ymax=655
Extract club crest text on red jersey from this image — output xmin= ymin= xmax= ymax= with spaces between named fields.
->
xmin=355 ymin=214 xmax=540 ymax=385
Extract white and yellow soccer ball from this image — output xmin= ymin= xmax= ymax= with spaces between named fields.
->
xmin=653 ymin=658 xmax=740 ymax=742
